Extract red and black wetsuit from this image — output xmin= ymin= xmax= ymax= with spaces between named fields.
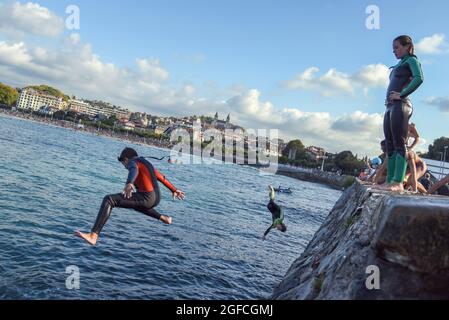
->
xmin=91 ymin=157 xmax=177 ymax=235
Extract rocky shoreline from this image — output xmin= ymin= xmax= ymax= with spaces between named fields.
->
xmin=250 ymin=163 xmax=355 ymax=190
xmin=275 ymin=165 xmax=355 ymax=190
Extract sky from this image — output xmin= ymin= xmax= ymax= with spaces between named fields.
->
xmin=1 ymin=0 xmax=449 ymax=157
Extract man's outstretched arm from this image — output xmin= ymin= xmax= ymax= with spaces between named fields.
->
xmin=155 ymin=168 xmax=185 ymax=200
xmin=262 ymin=225 xmax=274 ymax=240
xmin=154 ymin=168 xmax=177 ymax=191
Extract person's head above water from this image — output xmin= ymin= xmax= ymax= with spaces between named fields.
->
xmin=393 ymin=35 xmax=415 ymax=59
xmin=118 ymin=147 xmax=138 ymax=167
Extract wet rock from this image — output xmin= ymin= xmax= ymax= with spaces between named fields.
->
xmin=373 ymin=196 xmax=449 ymax=273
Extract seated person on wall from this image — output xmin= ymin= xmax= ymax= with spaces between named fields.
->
xmin=359 ymin=169 xmax=368 ymax=181
xmin=419 ymin=173 xmax=433 ymax=192
xmin=404 ymin=150 xmax=427 ymax=193
xmin=366 ymin=157 xmax=382 ymax=183
xmin=373 ymin=140 xmax=388 ymax=185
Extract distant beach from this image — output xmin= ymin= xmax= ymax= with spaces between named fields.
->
xmin=0 ymin=108 xmax=173 ymax=151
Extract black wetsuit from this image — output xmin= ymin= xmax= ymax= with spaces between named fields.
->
xmin=384 ymin=54 xmax=423 ymax=183
xmin=264 ymin=200 xmax=284 ymax=237
xmin=92 ymin=192 xmax=160 ymax=235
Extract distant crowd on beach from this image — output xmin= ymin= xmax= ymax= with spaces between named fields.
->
xmin=0 ymin=107 xmax=174 ymax=151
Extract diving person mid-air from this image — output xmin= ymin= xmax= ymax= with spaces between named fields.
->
xmin=75 ymin=147 xmax=185 ymax=246
xmin=262 ymin=186 xmax=287 ymax=240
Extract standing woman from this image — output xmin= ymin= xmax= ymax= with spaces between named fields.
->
xmin=383 ymin=35 xmax=424 ymax=192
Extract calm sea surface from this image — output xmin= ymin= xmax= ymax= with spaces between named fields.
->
xmin=0 ymin=115 xmax=341 ymax=299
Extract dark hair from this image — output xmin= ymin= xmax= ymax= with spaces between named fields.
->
xmin=279 ymin=224 xmax=287 ymax=232
xmin=118 ymin=147 xmax=138 ymax=161
xmin=380 ymin=140 xmax=386 ymax=153
xmin=394 ymin=35 xmax=416 ymax=56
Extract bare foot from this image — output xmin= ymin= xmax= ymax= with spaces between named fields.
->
xmin=75 ymin=230 xmax=99 ymax=246
xmin=389 ymin=182 xmax=404 ymax=193
xmin=160 ymin=215 xmax=172 ymax=225
xmin=371 ymin=183 xmax=391 ymax=190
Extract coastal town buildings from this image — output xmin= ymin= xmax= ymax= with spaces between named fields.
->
xmin=37 ymin=106 xmax=59 ymax=116
xmin=306 ymin=146 xmax=326 ymax=161
xmin=88 ymin=101 xmax=130 ymax=120
xmin=68 ymin=99 xmax=130 ymax=120
xmin=68 ymin=99 xmax=95 ymax=116
xmin=12 ymin=85 xmax=316 ymax=163
xmin=17 ymin=88 xmax=63 ymax=111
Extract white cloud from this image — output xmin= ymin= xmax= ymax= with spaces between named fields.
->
xmin=182 ymin=84 xmax=195 ymax=96
xmin=320 ymin=69 xmax=354 ymax=96
xmin=226 ymin=89 xmax=282 ymax=123
xmin=0 ymin=41 xmax=30 ymax=65
xmin=0 ymin=36 xmax=386 ymax=156
xmin=0 ymin=38 xmax=192 ymax=114
xmin=0 ymin=2 xmax=64 ymax=38
xmin=425 ymin=96 xmax=449 ymax=113
xmin=225 ymin=89 xmax=384 ymax=156
xmin=69 ymin=33 xmax=81 ymax=45
xmin=136 ymin=58 xmax=170 ymax=81
xmin=0 ymin=2 xmax=386 ymax=156
xmin=331 ymin=111 xmax=383 ymax=133
xmin=353 ymin=64 xmax=390 ymax=88
xmin=284 ymin=64 xmax=389 ymax=97
xmin=284 ymin=67 xmax=320 ymax=91
xmin=416 ymin=33 xmax=448 ymax=55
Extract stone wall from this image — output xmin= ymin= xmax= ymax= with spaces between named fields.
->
xmin=271 ymin=182 xmax=449 ymax=299
xmin=275 ymin=166 xmax=354 ymax=190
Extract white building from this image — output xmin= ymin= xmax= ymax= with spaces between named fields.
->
xmin=68 ymin=99 xmax=130 ymax=119
xmin=17 ymin=88 xmax=63 ymax=111
xmin=122 ymin=121 xmax=135 ymax=131
xmin=68 ymin=99 xmax=94 ymax=116
xmin=96 ymin=103 xmax=130 ymax=120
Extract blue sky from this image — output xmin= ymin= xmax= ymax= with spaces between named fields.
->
xmin=1 ymin=0 xmax=448 ymax=156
